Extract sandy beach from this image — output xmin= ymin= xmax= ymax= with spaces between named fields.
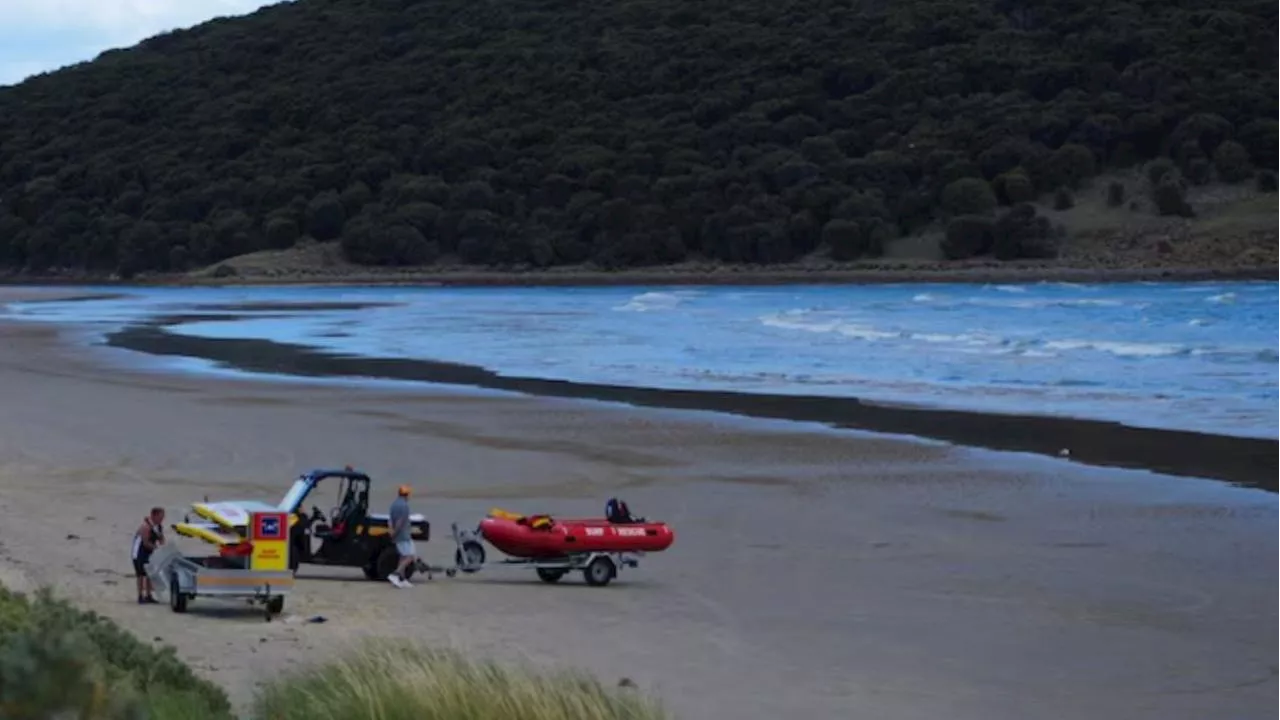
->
xmin=0 ymin=288 xmax=1275 ymax=720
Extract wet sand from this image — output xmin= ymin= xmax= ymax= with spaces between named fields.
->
xmin=106 ymin=318 xmax=1278 ymax=491
xmin=0 ymin=296 xmax=1276 ymax=719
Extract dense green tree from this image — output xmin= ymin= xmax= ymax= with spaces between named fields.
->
xmin=1212 ymin=140 xmax=1253 ymax=184
xmin=993 ymin=204 xmax=1056 ymax=260
xmin=941 ymin=216 xmax=996 ymax=260
xmin=0 ymin=0 xmax=1273 ymax=275
xmin=942 ymin=178 xmax=998 ymax=217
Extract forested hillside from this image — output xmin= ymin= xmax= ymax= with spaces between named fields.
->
xmin=0 ymin=0 xmax=1275 ymax=276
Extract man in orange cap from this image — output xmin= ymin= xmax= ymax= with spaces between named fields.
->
xmin=387 ymin=484 xmax=416 ymax=588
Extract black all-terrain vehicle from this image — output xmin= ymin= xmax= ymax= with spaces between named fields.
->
xmin=285 ymin=467 xmax=432 ymax=581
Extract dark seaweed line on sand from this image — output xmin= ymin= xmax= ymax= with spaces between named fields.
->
xmin=105 ymin=323 xmax=1278 ymax=493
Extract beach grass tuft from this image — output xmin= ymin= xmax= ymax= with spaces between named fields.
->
xmin=252 ymin=640 xmax=668 ymax=720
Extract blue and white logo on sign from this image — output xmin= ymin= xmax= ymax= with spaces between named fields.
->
xmin=260 ymin=516 xmax=280 ymax=537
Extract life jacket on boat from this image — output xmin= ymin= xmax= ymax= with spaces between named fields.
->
xmin=519 ymin=514 xmax=554 ymax=530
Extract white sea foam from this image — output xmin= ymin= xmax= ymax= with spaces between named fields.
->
xmin=614 ymin=291 xmax=699 ymax=312
xmin=1043 ymin=340 xmax=1185 ymax=357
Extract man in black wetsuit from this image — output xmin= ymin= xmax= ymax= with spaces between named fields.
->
xmin=130 ymin=507 xmax=166 ymax=604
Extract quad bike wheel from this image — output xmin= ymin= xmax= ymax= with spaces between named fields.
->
xmin=374 ymin=545 xmax=416 ymax=581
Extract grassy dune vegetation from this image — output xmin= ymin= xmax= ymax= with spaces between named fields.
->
xmin=0 ymin=0 xmax=1276 ymax=278
xmin=0 ymin=585 xmax=665 ymax=720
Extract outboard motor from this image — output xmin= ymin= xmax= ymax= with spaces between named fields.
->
xmin=605 ymin=497 xmax=638 ymax=524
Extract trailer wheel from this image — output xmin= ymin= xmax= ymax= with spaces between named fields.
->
xmin=266 ymin=596 xmax=284 ymax=616
xmin=169 ymin=573 xmax=188 ymax=613
xmin=583 ymin=556 xmax=616 ymax=587
xmin=536 ymin=568 xmax=565 ymax=583
xmin=455 ymin=540 xmax=485 ymax=573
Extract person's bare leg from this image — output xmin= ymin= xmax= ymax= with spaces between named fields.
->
xmin=396 ymin=555 xmax=414 ymax=575
xmin=390 ymin=552 xmax=416 ymax=587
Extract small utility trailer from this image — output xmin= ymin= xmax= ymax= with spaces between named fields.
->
xmin=148 ymin=510 xmax=295 ymax=621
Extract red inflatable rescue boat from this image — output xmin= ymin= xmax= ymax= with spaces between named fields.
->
xmin=478 ymin=500 xmax=674 ymax=559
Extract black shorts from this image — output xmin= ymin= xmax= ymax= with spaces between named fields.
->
xmin=133 ymin=555 xmax=150 ymax=577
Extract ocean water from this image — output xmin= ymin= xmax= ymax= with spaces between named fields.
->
xmin=4 ymin=281 xmax=1277 ymax=439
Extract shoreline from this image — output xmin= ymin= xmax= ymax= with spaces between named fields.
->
xmin=104 ymin=320 xmax=1278 ymax=492
xmin=2 ymin=262 xmax=1277 ymax=290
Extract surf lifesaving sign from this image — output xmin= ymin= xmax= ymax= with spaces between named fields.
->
xmin=249 ymin=510 xmax=290 ymax=571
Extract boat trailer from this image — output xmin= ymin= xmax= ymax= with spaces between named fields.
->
xmin=448 ymin=522 xmax=641 ymax=587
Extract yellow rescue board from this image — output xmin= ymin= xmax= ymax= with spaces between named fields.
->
xmin=190 ymin=504 xmax=237 ymax=530
xmin=190 ymin=503 xmax=300 ymax=531
xmin=172 ymin=522 xmax=240 ymax=547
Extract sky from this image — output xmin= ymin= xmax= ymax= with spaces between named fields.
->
xmin=0 ymin=0 xmax=283 ymax=87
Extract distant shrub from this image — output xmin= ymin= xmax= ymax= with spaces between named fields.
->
xmin=1049 ymin=143 xmax=1096 ymax=189
xmin=264 ymin=215 xmax=301 ymax=248
xmin=831 ymin=190 xmax=892 ymax=224
xmin=993 ymin=170 xmax=1035 ymax=205
xmin=1212 ymin=140 xmax=1253 ymax=184
xmin=1106 ymin=181 xmax=1126 ymax=207
xmin=168 ymin=245 xmax=190 ymax=272
xmin=941 ymin=215 xmax=995 ymax=259
xmin=1152 ymin=172 xmax=1194 ymax=217
xmin=390 ymin=201 xmax=442 ymax=237
xmin=1237 ymin=119 xmax=1279 ymax=168
xmin=385 ymin=224 xmax=440 ymax=265
xmin=1053 ymin=187 xmax=1074 ymax=210
xmin=254 ymin=642 xmax=667 ymax=720
xmin=821 ymin=218 xmax=889 ymax=261
xmin=1145 ymin=158 xmax=1178 ymax=186
xmin=1169 ymin=113 xmax=1233 ymax=158
xmin=1257 ymin=170 xmax=1278 ymax=193
xmin=1185 ymin=158 xmax=1212 ymax=185
xmin=305 ymin=190 xmax=347 ymax=241
xmin=339 ymin=181 xmax=374 ymax=218
xmin=993 ymin=203 xmax=1056 ymax=260
xmin=941 ymin=178 xmax=997 ymax=216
